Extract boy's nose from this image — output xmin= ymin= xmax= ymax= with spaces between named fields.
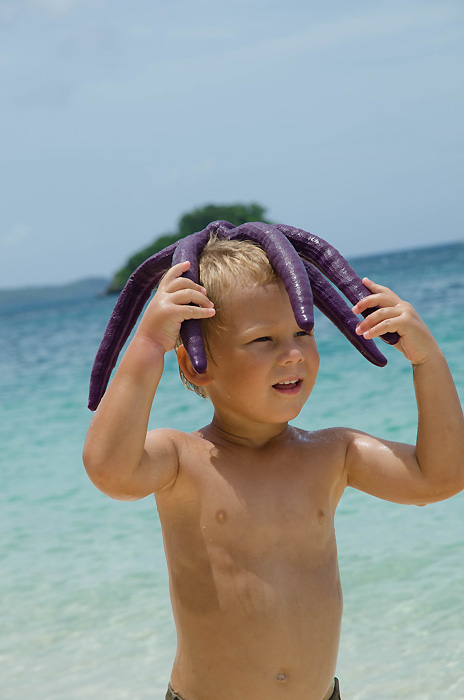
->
xmin=277 ymin=343 xmax=304 ymax=365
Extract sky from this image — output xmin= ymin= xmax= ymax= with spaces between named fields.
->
xmin=1 ymin=0 xmax=463 ymax=288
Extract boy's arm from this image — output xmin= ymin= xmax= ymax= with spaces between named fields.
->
xmin=344 ymin=278 xmax=464 ymax=505
xmin=83 ymin=261 xmax=215 ymax=501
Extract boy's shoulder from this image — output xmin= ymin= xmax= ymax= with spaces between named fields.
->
xmin=146 ymin=426 xmax=207 ymax=449
xmin=283 ymin=424 xmax=354 ymax=455
xmin=290 ymin=424 xmax=350 ymax=441
xmin=145 ymin=426 xmax=212 ymax=468
xmin=293 ymin=425 xmax=353 ymax=463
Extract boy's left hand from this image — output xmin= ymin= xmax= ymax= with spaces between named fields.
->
xmin=352 ymin=278 xmax=439 ymax=366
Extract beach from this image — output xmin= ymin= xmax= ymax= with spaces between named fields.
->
xmin=1 ymin=242 xmax=463 ymax=699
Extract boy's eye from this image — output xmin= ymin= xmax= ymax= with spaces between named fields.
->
xmin=295 ymin=330 xmax=314 ymax=337
xmin=253 ymin=336 xmax=271 ymax=343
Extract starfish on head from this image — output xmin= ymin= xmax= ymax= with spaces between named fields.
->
xmin=88 ymin=221 xmax=398 ymax=410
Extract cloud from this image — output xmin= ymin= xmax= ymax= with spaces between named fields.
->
xmin=0 ymin=3 xmax=12 ymax=19
xmin=212 ymin=4 xmax=463 ymax=71
xmin=27 ymin=0 xmax=77 ymax=14
xmin=0 ymin=51 xmax=11 ymax=67
xmin=1 ymin=223 xmax=32 ymax=247
xmin=11 ymin=79 xmax=74 ymax=108
xmin=167 ymin=25 xmax=237 ymax=42
xmin=90 ymin=2 xmax=463 ymax=106
xmin=0 ymin=0 xmax=83 ymax=21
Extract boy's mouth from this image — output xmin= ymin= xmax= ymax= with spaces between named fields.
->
xmin=272 ymin=379 xmax=303 ymax=394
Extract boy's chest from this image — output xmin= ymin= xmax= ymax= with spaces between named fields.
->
xmin=178 ymin=445 xmax=338 ymax=559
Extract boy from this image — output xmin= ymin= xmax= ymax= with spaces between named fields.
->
xmin=83 ymin=237 xmax=464 ymax=700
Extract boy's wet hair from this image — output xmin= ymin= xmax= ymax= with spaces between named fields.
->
xmin=177 ymin=236 xmax=278 ymax=397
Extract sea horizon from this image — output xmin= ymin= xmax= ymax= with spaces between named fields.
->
xmin=1 ymin=237 xmax=462 ymax=299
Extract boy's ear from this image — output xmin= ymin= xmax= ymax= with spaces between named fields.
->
xmin=176 ymin=345 xmax=212 ymax=389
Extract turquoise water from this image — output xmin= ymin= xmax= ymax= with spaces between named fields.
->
xmin=1 ymin=243 xmax=463 ymax=699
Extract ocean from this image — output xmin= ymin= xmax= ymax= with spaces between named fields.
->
xmin=1 ymin=242 xmax=463 ymax=699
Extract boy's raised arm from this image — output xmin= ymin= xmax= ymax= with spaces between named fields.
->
xmin=345 ymin=278 xmax=464 ymax=505
xmin=83 ymin=262 xmax=215 ymax=501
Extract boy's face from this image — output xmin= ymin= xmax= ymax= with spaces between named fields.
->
xmin=203 ymin=279 xmax=320 ymax=429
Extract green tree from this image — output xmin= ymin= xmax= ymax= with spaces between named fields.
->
xmin=178 ymin=202 xmax=269 ymax=238
xmin=107 ymin=202 xmax=271 ymax=293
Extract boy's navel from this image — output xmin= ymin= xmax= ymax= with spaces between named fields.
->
xmin=276 ymin=672 xmax=288 ymax=683
xmin=216 ymin=509 xmax=227 ymax=524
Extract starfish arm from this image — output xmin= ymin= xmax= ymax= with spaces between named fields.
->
xmin=171 ymin=224 xmax=220 ymax=374
xmin=88 ymin=242 xmax=177 ymax=410
xmin=304 ymin=261 xmax=388 ymax=366
xmin=277 ymin=224 xmax=400 ymax=346
xmin=228 ymin=222 xmax=314 ymax=332
xmin=171 ymin=220 xmax=236 ymax=281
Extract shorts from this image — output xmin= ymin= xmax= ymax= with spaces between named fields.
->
xmin=166 ymin=676 xmax=341 ymax=699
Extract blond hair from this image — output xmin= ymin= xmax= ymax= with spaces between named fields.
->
xmin=177 ymin=236 xmax=277 ymax=397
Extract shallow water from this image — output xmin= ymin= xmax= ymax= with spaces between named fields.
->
xmin=1 ymin=242 xmax=463 ymax=699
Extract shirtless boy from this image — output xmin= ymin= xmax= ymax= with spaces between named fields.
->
xmin=83 ymin=237 xmax=464 ymax=700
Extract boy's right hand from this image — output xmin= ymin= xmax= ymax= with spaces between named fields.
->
xmin=137 ymin=261 xmax=215 ymax=354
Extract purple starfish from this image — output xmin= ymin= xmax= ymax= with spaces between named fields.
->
xmin=88 ymin=221 xmax=399 ymax=410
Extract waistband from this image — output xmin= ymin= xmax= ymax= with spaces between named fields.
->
xmin=166 ymin=677 xmax=341 ymax=700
